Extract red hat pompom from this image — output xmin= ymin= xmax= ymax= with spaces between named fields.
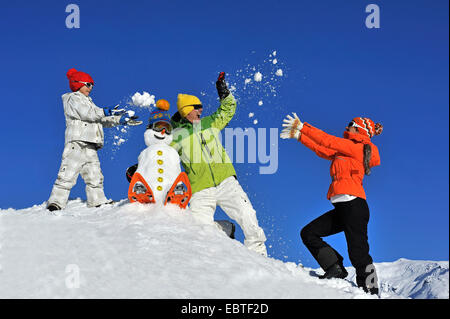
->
xmin=66 ymin=68 xmax=78 ymax=79
xmin=374 ymin=123 xmax=383 ymax=136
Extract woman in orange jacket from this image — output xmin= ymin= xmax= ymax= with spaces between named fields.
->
xmin=281 ymin=113 xmax=383 ymax=295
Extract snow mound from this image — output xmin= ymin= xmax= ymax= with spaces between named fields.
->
xmin=0 ymin=200 xmax=394 ymax=299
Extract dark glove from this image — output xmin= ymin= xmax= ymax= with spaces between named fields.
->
xmin=103 ymin=104 xmax=126 ymax=116
xmin=216 ymin=72 xmax=230 ymax=100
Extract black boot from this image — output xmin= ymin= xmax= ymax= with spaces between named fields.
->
xmin=215 ymin=220 xmax=236 ymax=239
xmin=95 ymin=200 xmax=116 ymax=208
xmin=47 ymin=203 xmax=61 ymax=212
xmin=357 ymin=276 xmax=379 ymax=295
xmin=356 ymin=264 xmax=379 ymax=296
xmin=319 ymin=262 xmax=348 ymax=279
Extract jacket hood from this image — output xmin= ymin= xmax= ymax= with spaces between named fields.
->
xmin=62 ymin=92 xmax=71 ymax=102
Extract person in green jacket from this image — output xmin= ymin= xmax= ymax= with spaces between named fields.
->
xmin=170 ymin=72 xmax=267 ymax=256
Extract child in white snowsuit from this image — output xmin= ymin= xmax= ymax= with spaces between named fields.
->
xmin=47 ymin=68 xmax=139 ymax=211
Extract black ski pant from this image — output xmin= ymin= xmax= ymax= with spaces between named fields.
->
xmin=300 ymin=197 xmax=374 ymax=278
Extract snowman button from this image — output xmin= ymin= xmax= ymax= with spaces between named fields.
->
xmin=157 ymin=150 xmax=163 ymax=156
xmin=157 ymin=186 xmax=163 ymax=191
xmin=157 ymin=159 xmax=163 ymax=165
xmin=158 ymin=177 xmax=163 ymax=182
xmin=158 ymin=168 xmax=164 ymax=174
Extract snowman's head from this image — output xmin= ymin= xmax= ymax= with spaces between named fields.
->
xmin=144 ymin=120 xmax=173 ymax=146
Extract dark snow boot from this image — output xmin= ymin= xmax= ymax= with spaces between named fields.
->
xmin=357 ymin=276 xmax=379 ymax=296
xmin=319 ymin=262 xmax=348 ymax=280
xmin=95 ymin=200 xmax=116 ymax=208
xmin=356 ymin=264 xmax=379 ymax=296
xmin=47 ymin=203 xmax=61 ymax=212
xmin=215 ymin=220 xmax=236 ymax=239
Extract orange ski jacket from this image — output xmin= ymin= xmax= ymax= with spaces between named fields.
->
xmin=299 ymin=123 xmax=380 ymax=200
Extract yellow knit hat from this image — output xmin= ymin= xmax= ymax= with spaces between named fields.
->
xmin=177 ymin=94 xmax=202 ymax=118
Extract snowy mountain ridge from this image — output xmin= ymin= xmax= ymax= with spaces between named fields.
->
xmin=346 ymin=258 xmax=449 ymax=299
xmin=0 ymin=199 xmax=448 ymax=299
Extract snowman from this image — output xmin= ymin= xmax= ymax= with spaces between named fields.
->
xmin=127 ymin=99 xmax=191 ymax=208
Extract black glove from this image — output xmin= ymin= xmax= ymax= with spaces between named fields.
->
xmin=216 ymin=72 xmax=230 ymax=100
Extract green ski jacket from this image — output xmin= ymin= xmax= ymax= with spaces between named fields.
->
xmin=171 ymin=94 xmax=237 ymax=194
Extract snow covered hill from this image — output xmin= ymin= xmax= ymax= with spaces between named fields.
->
xmin=0 ymin=199 xmax=447 ymax=299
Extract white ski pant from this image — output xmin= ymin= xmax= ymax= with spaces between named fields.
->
xmin=189 ymin=176 xmax=267 ymax=256
xmin=48 ymin=141 xmax=109 ymax=208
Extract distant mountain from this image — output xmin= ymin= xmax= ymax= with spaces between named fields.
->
xmin=346 ymin=258 xmax=449 ymax=299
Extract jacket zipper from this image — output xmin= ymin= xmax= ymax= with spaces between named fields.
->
xmin=198 ymin=132 xmax=217 ymax=187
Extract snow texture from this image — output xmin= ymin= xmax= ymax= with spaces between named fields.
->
xmin=1 ymin=200 xmax=446 ymax=299
xmin=253 ymin=72 xmax=263 ymax=82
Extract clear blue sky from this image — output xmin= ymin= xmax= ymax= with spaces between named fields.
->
xmin=0 ymin=0 xmax=448 ymax=268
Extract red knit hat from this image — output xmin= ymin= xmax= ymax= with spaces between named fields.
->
xmin=66 ymin=68 xmax=94 ymax=92
xmin=351 ymin=117 xmax=383 ymax=138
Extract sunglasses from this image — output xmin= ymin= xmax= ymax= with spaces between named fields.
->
xmin=76 ymin=81 xmax=94 ymax=88
xmin=182 ymin=104 xmax=202 ymax=110
xmin=148 ymin=121 xmax=173 ymax=135
xmin=348 ymin=121 xmax=364 ymax=129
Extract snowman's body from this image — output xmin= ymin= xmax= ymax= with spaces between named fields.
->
xmin=134 ymin=128 xmax=181 ymax=204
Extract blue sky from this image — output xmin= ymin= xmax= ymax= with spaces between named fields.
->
xmin=0 ymin=0 xmax=448 ymax=268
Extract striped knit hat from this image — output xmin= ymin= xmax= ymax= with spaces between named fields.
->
xmin=351 ymin=117 xmax=383 ymax=138
xmin=147 ymin=99 xmax=172 ymax=128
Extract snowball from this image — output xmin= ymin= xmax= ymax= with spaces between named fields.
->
xmin=127 ymin=110 xmax=135 ymax=117
xmin=272 ymin=59 xmax=278 ymax=64
xmin=131 ymin=92 xmax=155 ymax=108
xmin=275 ymin=69 xmax=283 ymax=77
xmin=258 ymin=101 xmax=263 ymax=106
xmin=254 ymin=72 xmax=262 ymax=82
xmin=248 ymin=113 xmax=254 ymax=118
xmin=253 ymin=119 xmax=258 ymax=125
xmin=244 ymin=78 xmax=252 ymax=85
xmin=272 ymin=50 xmax=277 ymax=56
